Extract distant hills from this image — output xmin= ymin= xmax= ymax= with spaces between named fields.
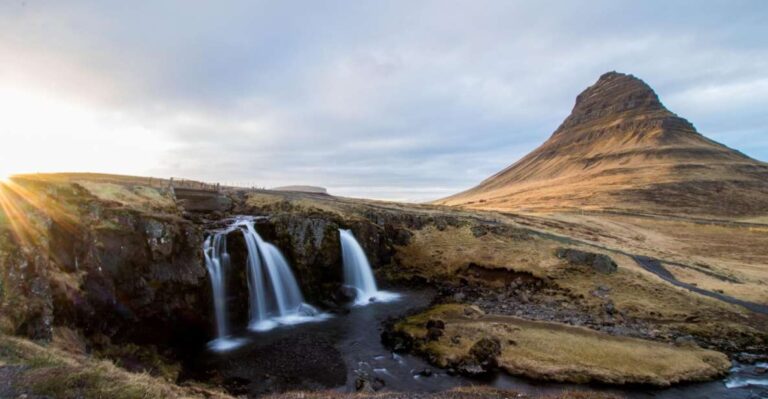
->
xmin=436 ymin=72 xmax=768 ymax=217
xmin=271 ymin=185 xmax=329 ymax=195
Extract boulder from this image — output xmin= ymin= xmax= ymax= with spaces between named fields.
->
xmin=556 ymin=248 xmax=617 ymax=274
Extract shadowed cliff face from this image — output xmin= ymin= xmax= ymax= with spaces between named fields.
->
xmin=437 ymin=72 xmax=768 ymax=217
xmin=0 ymin=180 xmax=211 ymax=351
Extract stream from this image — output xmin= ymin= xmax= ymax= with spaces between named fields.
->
xmin=185 ymin=288 xmax=768 ymax=398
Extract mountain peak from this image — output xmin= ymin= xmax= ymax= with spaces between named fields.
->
xmin=557 ymin=71 xmax=666 ymax=134
xmin=436 ymin=72 xmax=768 ymax=216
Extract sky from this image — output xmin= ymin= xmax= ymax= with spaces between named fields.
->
xmin=1 ymin=1 xmax=766 ymax=202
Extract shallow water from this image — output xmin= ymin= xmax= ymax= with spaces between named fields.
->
xmin=190 ymin=288 xmax=768 ymax=398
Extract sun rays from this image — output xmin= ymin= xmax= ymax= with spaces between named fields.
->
xmin=0 ymin=176 xmax=79 ymax=251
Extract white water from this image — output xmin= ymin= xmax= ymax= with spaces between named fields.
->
xmin=339 ymin=229 xmax=399 ymax=305
xmin=725 ymin=362 xmax=768 ymax=389
xmin=203 ymin=217 xmax=328 ymax=351
xmin=203 ymin=232 xmax=246 ymax=351
xmin=238 ymin=218 xmax=328 ymax=331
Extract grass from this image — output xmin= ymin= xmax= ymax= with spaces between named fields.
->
xmin=393 ymin=225 xmax=558 ymax=281
xmin=264 ymin=386 xmax=622 ymax=398
xmin=77 ymin=181 xmax=175 ymax=211
xmin=0 ymin=333 xmax=231 ymax=399
xmin=396 ymin=304 xmax=730 ymax=386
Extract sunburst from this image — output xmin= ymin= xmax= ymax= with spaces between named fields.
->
xmin=0 ymin=176 xmax=78 ymax=250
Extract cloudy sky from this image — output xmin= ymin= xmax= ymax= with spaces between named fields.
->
xmin=1 ymin=1 xmax=766 ymax=201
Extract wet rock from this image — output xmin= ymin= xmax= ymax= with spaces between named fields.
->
xmin=417 ymin=368 xmax=433 ymax=377
xmin=456 ymin=361 xmax=485 ymax=375
xmin=335 ymin=285 xmax=359 ymax=303
xmin=354 ymin=377 xmax=375 ymax=393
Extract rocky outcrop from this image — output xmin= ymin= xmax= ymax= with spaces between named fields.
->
xmin=555 ymin=248 xmax=617 ymax=274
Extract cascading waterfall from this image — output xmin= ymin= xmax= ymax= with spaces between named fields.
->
xmin=203 ymin=231 xmax=246 ymax=351
xmin=203 ymin=217 xmax=328 ymax=351
xmin=339 ymin=229 xmax=399 ymax=305
xmin=238 ymin=218 xmax=325 ymax=331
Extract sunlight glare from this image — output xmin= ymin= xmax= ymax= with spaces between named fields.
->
xmin=0 ymin=87 xmax=171 ymax=176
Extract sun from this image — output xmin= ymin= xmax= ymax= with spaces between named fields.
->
xmin=0 ymin=168 xmax=13 ymax=183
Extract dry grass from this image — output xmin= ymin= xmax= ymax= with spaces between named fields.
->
xmin=265 ymin=386 xmax=622 ymax=399
xmin=77 ymin=181 xmax=175 ymax=211
xmin=507 ymin=212 xmax=768 ymax=305
xmin=394 ymin=225 xmax=560 ymax=280
xmin=0 ymin=333 xmax=231 ymax=399
xmin=396 ymin=305 xmax=730 ymax=386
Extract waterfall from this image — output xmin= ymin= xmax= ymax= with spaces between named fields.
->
xmin=339 ymin=229 xmax=399 ymax=305
xmin=203 ymin=231 xmax=245 ymax=351
xmin=203 ymin=217 xmax=328 ymax=351
xmin=237 ymin=218 xmax=325 ymax=331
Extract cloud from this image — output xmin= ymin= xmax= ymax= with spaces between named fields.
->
xmin=1 ymin=0 xmax=766 ymax=201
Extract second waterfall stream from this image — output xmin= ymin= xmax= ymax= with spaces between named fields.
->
xmin=339 ymin=229 xmax=399 ymax=305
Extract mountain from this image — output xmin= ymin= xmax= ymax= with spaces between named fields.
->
xmin=436 ymin=72 xmax=768 ymax=217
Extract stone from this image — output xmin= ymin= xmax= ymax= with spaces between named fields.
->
xmin=427 ymin=327 xmax=444 ymax=341
xmin=462 ymin=305 xmax=485 ymax=319
xmin=426 ymin=319 xmax=445 ymax=330
xmin=354 ymin=377 xmax=375 ymax=393
xmin=556 ymin=248 xmax=617 ymax=274
xmin=469 ymin=337 xmax=501 ymax=368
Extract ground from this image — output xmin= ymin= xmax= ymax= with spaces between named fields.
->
xmin=390 ymin=304 xmax=729 ymax=386
xmin=0 ymin=173 xmax=766 ymax=397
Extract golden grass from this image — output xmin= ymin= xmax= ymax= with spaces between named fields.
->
xmin=498 ymin=211 xmax=768 ymax=306
xmin=397 ymin=305 xmax=730 ymax=386
xmin=394 ymin=225 xmax=559 ymax=280
xmin=77 ymin=181 xmax=175 ymax=211
xmin=0 ymin=334 xmax=231 ymax=399
xmin=264 ymin=386 xmax=622 ymax=399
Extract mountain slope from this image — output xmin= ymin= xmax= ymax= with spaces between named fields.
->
xmin=436 ymin=72 xmax=768 ymax=217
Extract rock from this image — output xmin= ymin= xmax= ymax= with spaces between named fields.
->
xmin=427 ymin=327 xmax=444 ymax=341
xmin=463 ymin=305 xmax=485 ymax=319
xmin=335 ymin=286 xmax=359 ymax=303
xmin=671 ymin=336 xmax=699 ymax=350
xmin=354 ymin=377 xmax=375 ymax=393
xmin=417 ymin=368 xmax=433 ymax=377
xmin=756 ymin=367 xmax=767 ymax=375
xmin=426 ymin=319 xmax=445 ymax=330
xmin=556 ymin=248 xmax=617 ymax=274
xmin=603 ymin=301 xmax=616 ymax=315
xmin=470 ymin=225 xmax=488 ymax=237
xmin=469 ymin=337 xmax=501 ymax=368
xmin=371 ymin=377 xmax=386 ymax=390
